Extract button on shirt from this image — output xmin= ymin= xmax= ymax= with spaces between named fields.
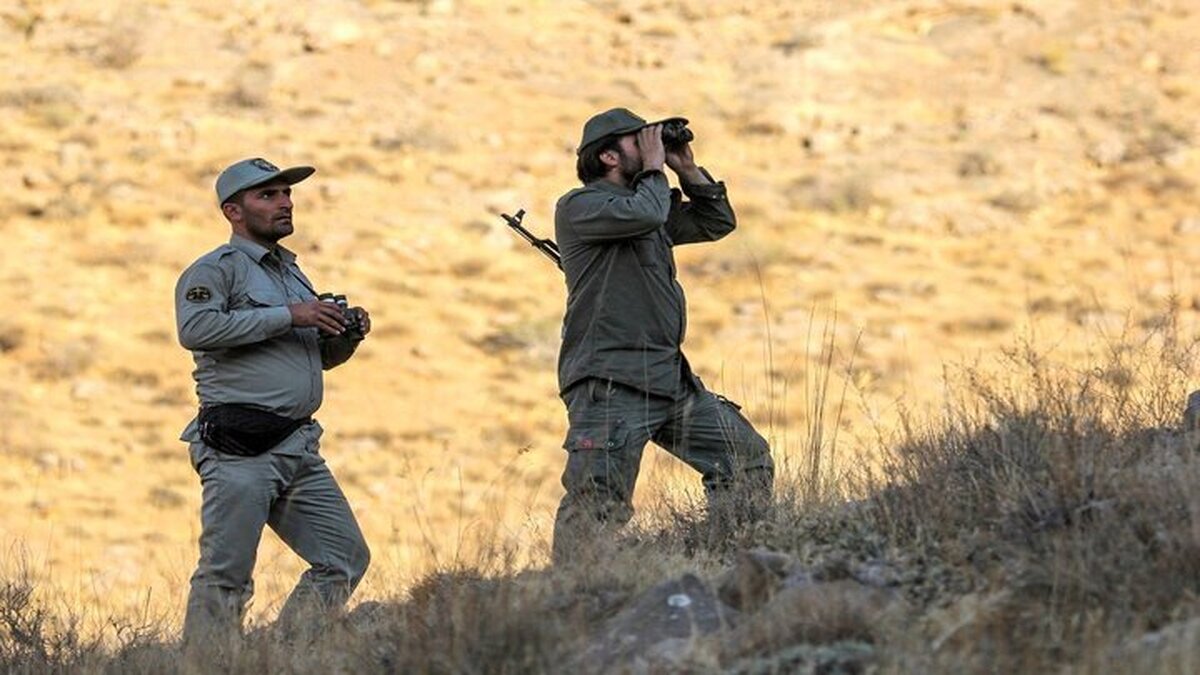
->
xmin=554 ymin=167 xmax=736 ymax=399
xmin=175 ymin=235 xmax=323 ymax=439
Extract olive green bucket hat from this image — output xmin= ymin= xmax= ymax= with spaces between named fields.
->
xmin=576 ymin=108 xmax=688 ymax=155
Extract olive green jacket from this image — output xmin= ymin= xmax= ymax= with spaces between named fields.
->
xmin=554 ymin=167 xmax=736 ymax=398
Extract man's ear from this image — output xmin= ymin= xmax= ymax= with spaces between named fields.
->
xmin=221 ymin=201 xmax=241 ymax=222
xmin=600 ymin=148 xmax=620 ymax=169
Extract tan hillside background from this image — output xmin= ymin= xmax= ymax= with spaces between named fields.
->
xmin=2 ymin=0 xmax=1198 ymax=627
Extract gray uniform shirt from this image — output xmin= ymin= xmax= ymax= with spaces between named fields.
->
xmin=175 ymin=235 xmax=328 ymax=441
xmin=554 ymin=167 xmax=736 ymax=399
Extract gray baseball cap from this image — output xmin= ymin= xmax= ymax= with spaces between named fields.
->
xmin=576 ymin=108 xmax=688 ymax=155
xmin=215 ymin=157 xmax=315 ymax=205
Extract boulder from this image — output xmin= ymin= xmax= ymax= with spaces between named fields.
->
xmin=573 ymin=573 xmax=733 ymax=673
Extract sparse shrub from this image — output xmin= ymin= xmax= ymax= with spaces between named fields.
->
xmin=958 ymin=151 xmax=1000 ymax=178
xmin=92 ymin=6 xmax=145 ymax=69
xmin=1031 ymin=42 xmax=1071 ymax=75
xmin=859 ymin=325 xmax=1200 ymax=669
xmin=0 ymin=319 xmax=25 ymax=353
xmin=30 ymin=337 xmax=98 ymax=381
xmin=787 ymin=173 xmax=880 ymax=214
xmin=224 ymin=61 xmax=273 ymax=108
xmin=0 ymin=86 xmax=80 ymax=129
xmin=0 ymin=572 xmax=101 ymax=671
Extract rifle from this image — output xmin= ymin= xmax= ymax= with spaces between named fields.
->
xmin=502 ymin=209 xmax=562 ymax=270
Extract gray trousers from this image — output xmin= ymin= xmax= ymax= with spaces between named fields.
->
xmin=182 ymin=421 xmax=370 ymax=645
xmin=552 ymin=378 xmax=774 ymax=562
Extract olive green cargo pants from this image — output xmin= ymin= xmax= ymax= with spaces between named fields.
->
xmin=552 ymin=378 xmax=774 ymax=562
xmin=182 ymin=421 xmax=370 ymax=646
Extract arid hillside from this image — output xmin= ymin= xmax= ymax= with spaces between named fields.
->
xmin=1 ymin=0 xmax=1198 ymax=623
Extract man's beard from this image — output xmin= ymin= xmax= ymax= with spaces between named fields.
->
xmin=617 ymin=148 xmax=641 ymax=184
xmin=246 ymin=212 xmax=292 ymax=243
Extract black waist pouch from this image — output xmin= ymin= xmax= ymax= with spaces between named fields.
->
xmin=198 ymin=404 xmax=311 ymax=456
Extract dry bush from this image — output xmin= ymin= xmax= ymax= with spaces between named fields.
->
xmin=92 ymin=6 xmax=146 ymax=69
xmin=29 ymin=337 xmax=99 ymax=381
xmin=0 ymin=85 xmax=80 ymax=129
xmin=857 ymin=326 xmax=1200 ymax=670
xmin=0 ymin=574 xmax=96 ymax=671
xmin=786 ymin=173 xmax=880 ymax=214
xmin=223 ymin=61 xmax=273 ymax=109
xmin=0 ymin=318 xmax=25 ymax=353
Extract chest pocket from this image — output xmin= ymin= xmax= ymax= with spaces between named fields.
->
xmin=237 ymin=279 xmax=288 ymax=309
xmin=633 ymin=237 xmax=662 ymax=268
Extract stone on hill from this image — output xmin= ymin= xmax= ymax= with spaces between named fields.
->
xmin=1174 ymin=216 xmax=1200 ymax=235
xmin=1110 ymin=616 xmax=1200 ymax=672
xmin=717 ymin=548 xmax=793 ymax=612
xmin=720 ymin=578 xmax=896 ymax=658
xmin=573 ymin=573 xmax=732 ymax=673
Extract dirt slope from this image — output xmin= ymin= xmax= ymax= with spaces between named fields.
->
xmin=1 ymin=0 xmax=1197 ymax=621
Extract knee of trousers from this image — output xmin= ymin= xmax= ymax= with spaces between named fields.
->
xmin=722 ymin=433 xmax=773 ymax=480
xmin=348 ymin=540 xmax=371 ymax=583
xmin=557 ymin=489 xmax=635 ymax=527
xmin=192 ymin=539 xmax=259 ymax=590
xmin=340 ymin=537 xmax=372 ymax=585
xmin=320 ymin=537 xmax=371 ymax=587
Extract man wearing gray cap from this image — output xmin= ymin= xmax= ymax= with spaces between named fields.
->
xmin=175 ymin=157 xmax=371 ymax=649
xmin=551 ymin=108 xmax=775 ymax=562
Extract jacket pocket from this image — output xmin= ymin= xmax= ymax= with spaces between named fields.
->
xmin=562 ymin=421 xmax=628 ymax=453
xmin=632 ymin=238 xmax=661 ymax=267
xmin=243 ymin=286 xmax=285 ymax=308
xmin=188 ymin=441 xmax=217 ymax=478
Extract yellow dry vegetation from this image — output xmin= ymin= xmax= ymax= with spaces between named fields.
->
xmin=1 ymin=0 xmax=1198 ymax=626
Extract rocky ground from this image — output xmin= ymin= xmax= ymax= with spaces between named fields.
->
xmin=1 ymin=0 xmax=1198 ymax=627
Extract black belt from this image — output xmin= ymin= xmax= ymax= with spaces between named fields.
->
xmin=198 ymin=404 xmax=311 ymax=456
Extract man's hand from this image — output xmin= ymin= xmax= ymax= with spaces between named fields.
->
xmin=637 ymin=124 xmax=666 ymax=172
xmin=351 ymin=307 xmax=371 ymax=337
xmin=289 ymin=300 xmax=350 ymax=336
xmin=665 ymin=142 xmax=709 ymax=185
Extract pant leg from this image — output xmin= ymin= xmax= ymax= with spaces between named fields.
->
xmin=182 ymin=440 xmax=296 ymax=646
xmin=268 ymin=424 xmax=370 ymax=632
xmin=552 ymin=379 xmax=666 ymax=563
xmin=652 ymin=384 xmax=775 ymax=523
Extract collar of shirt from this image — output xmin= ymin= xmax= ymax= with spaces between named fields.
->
xmin=228 ymin=234 xmax=298 ymax=265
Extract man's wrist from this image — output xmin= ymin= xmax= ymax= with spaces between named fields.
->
xmin=675 ymin=165 xmax=706 ymax=183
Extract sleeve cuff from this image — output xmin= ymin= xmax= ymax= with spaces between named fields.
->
xmin=264 ymin=306 xmax=293 ymax=335
xmin=680 ymin=167 xmax=728 ymax=200
xmin=632 ymin=168 xmax=669 ymax=188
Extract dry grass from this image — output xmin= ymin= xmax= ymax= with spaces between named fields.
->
xmin=4 ymin=0 xmax=1200 ymax=671
xmin=6 ymin=319 xmax=1200 ymax=673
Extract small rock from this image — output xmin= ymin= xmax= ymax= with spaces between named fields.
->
xmin=1088 ymin=137 xmax=1127 ymax=166
xmin=574 ymin=573 xmax=732 ymax=674
xmin=1110 ymin=616 xmax=1200 ymax=670
xmin=717 ymin=548 xmax=793 ymax=612
xmin=1173 ymin=216 xmax=1200 ymax=235
xmin=1140 ymin=51 xmax=1163 ymax=73
xmin=71 ymin=378 xmax=107 ymax=400
xmin=852 ymin=559 xmax=903 ymax=588
xmin=425 ymin=0 xmax=455 ymax=15
xmin=328 ymin=20 xmax=363 ymax=47
xmin=720 ymin=580 xmax=894 ymax=657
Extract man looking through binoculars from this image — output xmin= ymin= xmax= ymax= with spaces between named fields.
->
xmin=551 ymin=108 xmax=775 ymax=562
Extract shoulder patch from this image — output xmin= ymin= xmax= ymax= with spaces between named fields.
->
xmin=185 ymin=286 xmax=212 ymax=303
